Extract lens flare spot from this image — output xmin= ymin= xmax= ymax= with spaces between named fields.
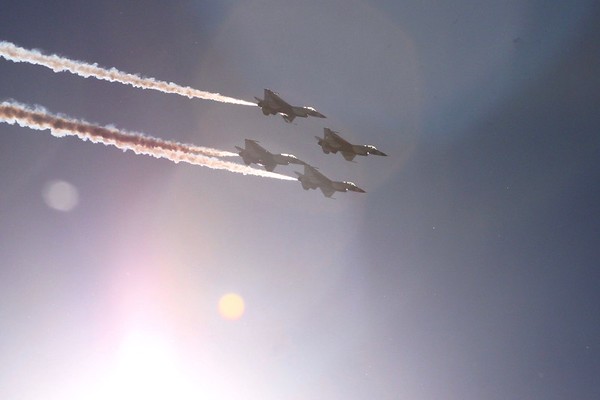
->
xmin=218 ymin=293 xmax=245 ymax=320
xmin=42 ymin=180 xmax=79 ymax=212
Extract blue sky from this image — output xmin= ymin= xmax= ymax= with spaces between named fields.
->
xmin=1 ymin=1 xmax=599 ymax=399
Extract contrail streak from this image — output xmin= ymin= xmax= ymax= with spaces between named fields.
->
xmin=0 ymin=101 xmax=295 ymax=181
xmin=0 ymin=41 xmax=257 ymax=106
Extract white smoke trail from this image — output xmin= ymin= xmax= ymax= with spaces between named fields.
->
xmin=0 ymin=41 xmax=257 ymax=106
xmin=0 ymin=101 xmax=295 ymax=181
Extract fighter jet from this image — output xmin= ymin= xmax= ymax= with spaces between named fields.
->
xmin=235 ymin=139 xmax=306 ymax=172
xmin=295 ymin=164 xmax=365 ymax=198
xmin=255 ymin=89 xmax=326 ymax=123
xmin=316 ymin=128 xmax=387 ymax=161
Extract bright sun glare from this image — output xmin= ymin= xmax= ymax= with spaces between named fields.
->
xmin=93 ymin=331 xmax=201 ymax=400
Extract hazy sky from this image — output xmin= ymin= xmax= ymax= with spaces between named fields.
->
xmin=1 ymin=1 xmax=599 ymax=399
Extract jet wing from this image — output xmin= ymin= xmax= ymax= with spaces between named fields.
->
xmin=304 ymin=165 xmax=336 ymax=196
xmin=319 ymin=186 xmax=336 ymax=198
xmin=324 ymin=129 xmax=346 ymax=144
xmin=262 ymin=160 xmax=277 ymax=172
xmin=264 ymin=90 xmax=293 ymax=113
xmin=282 ymin=113 xmax=296 ymax=123
xmin=244 ymin=139 xmax=268 ymax=156
xmin=264 ymin=89 xmax=286 ymax=106
xmin=324 ymin=129 xmax=353 ymax=151
xmin=304 ymin=165 xmax=329 ymax=184
xmin=341 ymin=151 xmax=357 ymax=161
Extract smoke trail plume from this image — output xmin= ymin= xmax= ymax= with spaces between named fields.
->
xmin=0 ymin=101 xmax=295 ymax=181
xmin=0 ymin=41 xmax=257 ymax=106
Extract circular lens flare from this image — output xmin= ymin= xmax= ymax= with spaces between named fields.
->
xmin=218 ymin=293 xmax=245 ymax=320
xmin=42 ymin=180 xmax=79 ymax=212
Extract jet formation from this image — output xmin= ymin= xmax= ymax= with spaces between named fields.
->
xmin=250 ymin=89 xmax=387 ymax=197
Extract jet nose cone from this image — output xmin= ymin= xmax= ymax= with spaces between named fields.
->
xmin=307 ymin=109 xmax=326 ymax=119
xmin=343 ymin=181 xmax=365 ymax=193
xmin=372 ymin=149 xmax=387 ymax=156
xmin=284 ymin=155 xmax=306 ymax=165
xmin=349 ymin=186 xmax=366 ymax=193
